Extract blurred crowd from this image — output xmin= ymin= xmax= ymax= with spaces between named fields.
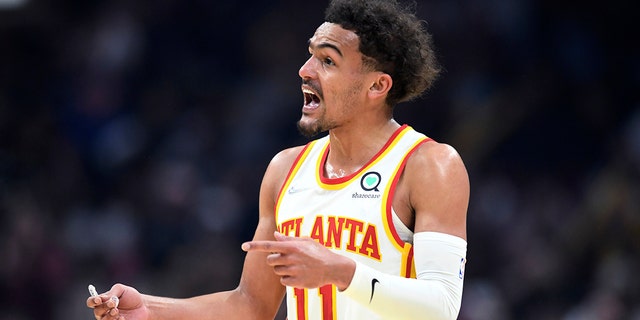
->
xmin=0 ymin=0 xmax=638 ymax=319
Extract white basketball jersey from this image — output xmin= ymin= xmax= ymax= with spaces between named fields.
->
xmin=275 ymin=125 xmax=432 ymax=320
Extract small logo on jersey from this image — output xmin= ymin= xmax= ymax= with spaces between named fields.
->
xmin=287 ymin=185 xmax=311 ymax=194
xmin=360 ymin=172 xmax=381 ymax=192
xmin=370 ymin=278 xmax=380 ymax=303
xmin=459 ymin=258 xmax=466 ymax=279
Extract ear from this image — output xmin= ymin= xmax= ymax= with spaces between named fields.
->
xmin=367 ymin=73 xmax=392 ymax=100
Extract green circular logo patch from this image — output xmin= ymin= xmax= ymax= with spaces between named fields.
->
xmin=360 ymin=172 xmax=381 ymax=191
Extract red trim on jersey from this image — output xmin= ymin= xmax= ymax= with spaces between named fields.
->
xmin=405 ymin=246 xmax=415 ymax=278
xmin=385 ymin=137 xmax=433 ymax=246
xmin=318 ymin=124 xmax=409 ymax=185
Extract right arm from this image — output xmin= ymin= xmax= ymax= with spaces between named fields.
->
xmin=87 ymin=146 xmax=305 ymax=320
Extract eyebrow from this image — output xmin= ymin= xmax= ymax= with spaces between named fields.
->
xmin=308 ymin=39 xmax=343 ymax=57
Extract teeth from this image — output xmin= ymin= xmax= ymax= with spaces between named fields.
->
xmin=302 ymin=87 xmax=319 ymax=106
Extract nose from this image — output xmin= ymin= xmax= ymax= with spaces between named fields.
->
xmin=298 ymin=56 xmax=317 ymax=80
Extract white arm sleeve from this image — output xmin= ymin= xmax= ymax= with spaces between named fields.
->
xmin=341 ymin=232 xmax=467 ymax=320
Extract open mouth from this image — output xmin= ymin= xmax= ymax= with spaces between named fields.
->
xmin=303 ymin=88 xmax=321 ymax=108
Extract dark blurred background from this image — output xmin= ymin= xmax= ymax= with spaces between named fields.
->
xmin=0 ymin=0 xmax=638 ymax=319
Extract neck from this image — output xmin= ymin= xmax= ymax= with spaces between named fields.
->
xmin=324 ymin=119 xmax=401 ymax=178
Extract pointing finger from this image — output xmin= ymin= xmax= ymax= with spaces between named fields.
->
xmin=241 ymin=240 xmax=275 ymax=252
xmin=242 ymin=240 xmax=291 ymax=253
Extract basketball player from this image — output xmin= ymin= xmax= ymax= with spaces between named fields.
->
xmin=87 ymin=0 xmax=469 ymax=319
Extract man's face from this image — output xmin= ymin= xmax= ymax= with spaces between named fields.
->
xmin=297 ymin=22 xmax=370 ymax=137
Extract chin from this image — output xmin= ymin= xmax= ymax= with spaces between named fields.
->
xmin=296 ymin=119 xmax=323 ymax=138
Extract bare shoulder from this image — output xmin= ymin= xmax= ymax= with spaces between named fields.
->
xmin=261 ymin=145 xmax=308 ymax=203
xmin=408 ymin=141 xmax=468 ymax=178
xmin=267 ymin=145 xmax=307 ymax=178
xmin=405 ymin=140 xmax=469 ymax=239
xmin=271 ymin=145 xmax=307 ymax=167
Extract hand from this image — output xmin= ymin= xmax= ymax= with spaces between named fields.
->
xmin=86 ymin=283 xmax=149 ymax=320
xmin=242 ymin=231 xmax=355 ymax=290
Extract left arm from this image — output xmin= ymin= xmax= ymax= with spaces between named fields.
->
xmin=409 ymin=141 xmax=469 ymax=240
xmin=340 ymin=142 xmax=469 ymax=320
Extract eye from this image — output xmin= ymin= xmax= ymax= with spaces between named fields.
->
xmin=323 ymin=57 xmax=335 ymax=66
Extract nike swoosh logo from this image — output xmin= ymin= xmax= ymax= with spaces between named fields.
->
xmin=287 ymin=186 xmax=312 ymax=194
xmin=370 ymin=278 xmax=380 ymax=303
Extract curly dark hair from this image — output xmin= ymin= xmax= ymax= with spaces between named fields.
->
xmin=325 ymin=0 xmax=440 ymax=107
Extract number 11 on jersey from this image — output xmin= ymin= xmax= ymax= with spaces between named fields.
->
xmin=293 ymin=285 xmax=336 ymax=320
